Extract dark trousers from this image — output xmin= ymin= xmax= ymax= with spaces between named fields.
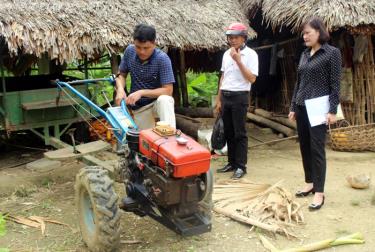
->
xmin=221 ymin=91 xmax=249 ymax=171
xmin=295 ymin=105 xmax=327 ymax=192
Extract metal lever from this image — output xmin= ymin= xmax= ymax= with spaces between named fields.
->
xmin=66 ymin=128 xmax=79 ymax=154
xmin=101 ymin=90 xmax=112 ymax=108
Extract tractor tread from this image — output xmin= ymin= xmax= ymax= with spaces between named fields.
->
xmin=75 ymin=166 xmax=121 ymax=252
xmin=106 ymin=194 xmax=119 ymax=209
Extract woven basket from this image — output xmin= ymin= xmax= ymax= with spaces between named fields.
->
xmin=329 ymin=120 xmax=375 ymax=152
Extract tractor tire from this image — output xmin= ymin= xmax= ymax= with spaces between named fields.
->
xmin=198 ymin=167 xmax=214 ymax=220
xmin=75 ymin=166 xmax=121 ymax=252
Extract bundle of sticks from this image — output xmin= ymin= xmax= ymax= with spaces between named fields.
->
xmin=213 ymin=180 xmax=304 ymax=238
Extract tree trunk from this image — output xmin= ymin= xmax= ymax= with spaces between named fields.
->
xmin=175 ymin=114 xmax=201 ymax=139
xmin=175 ymin=107 xmax=214 ymax=118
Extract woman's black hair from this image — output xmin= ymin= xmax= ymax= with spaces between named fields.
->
xmin=302 ymin=17 xmax=330 ymax=44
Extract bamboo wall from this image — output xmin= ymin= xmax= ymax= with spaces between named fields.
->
xmin=342 ymin=36 xmax=375 ymax=125
xmin=278 ymin=40 xmax=298 ymax=114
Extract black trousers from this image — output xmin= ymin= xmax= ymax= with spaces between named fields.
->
xmin=295 ymin=105 xmax=327 ymax=192
xmin=221 ymin=91 xmax=249 ymax=171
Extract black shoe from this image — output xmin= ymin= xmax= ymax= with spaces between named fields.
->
xmin=295 ymin=188 xmax=315 ymax=197
xmin=217 ymin=164 xmax=235 ymax=173
xmin=308 ymin=196 xmax=325 ymax=211
xmin=231 ymin=168 xmax=246 ymax=179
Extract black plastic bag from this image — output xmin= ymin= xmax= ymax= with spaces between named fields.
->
xmin=211 ymin=114 xmax=226 ymax=150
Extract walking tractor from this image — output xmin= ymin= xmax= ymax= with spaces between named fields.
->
xmin=53 ymin=76 xmax=213 ymax=252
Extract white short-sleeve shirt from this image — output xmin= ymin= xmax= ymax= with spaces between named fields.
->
xmin=220 ymin=46 xmax=258 ymax=91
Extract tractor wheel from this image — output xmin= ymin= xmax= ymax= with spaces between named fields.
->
xmin=198 ymin=167 xmax=214 ymax=220
xmin=75 ymin=166 xmax=121 ymax=252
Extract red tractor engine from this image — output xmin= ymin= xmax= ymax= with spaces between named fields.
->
xmin=139 ymin=128 xmax=211 ymax=177
xmin=118 ymin=127 xmax=213 ymax=236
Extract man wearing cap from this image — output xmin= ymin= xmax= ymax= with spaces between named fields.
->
xmin=215 ymin=23 xmax=259 ymax=179
xmin=115 ymin=24 xmax=176 ymax=130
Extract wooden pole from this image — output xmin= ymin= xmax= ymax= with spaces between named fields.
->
xmin=84 ymin=56 xmax=89 ymax=79
xmin=175 ymin=107 xmax=214 ymax=118
xmin=179 ymin=49 xmax=189 ymax=107
xmin=0 ymin=52 xmax=7 ymax=119
xmin=365 ymin=36 xmax=375 ymax=123
xmin=110 ymin=54 xmax=119 ymax=74
xmin=169 ymin=49 xmax=181 ymax=107
xmin=249 ymin=135 xmax=298 ymax=148
xmin=247 ymin=113 xmax=295 ymax=137
xmin=254 ymin=108 xmax=297 ymax=129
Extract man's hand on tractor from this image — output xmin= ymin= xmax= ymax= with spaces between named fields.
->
xmin=126 ymin=90 xmax=143 ymax=106
xmin=115 ymin=88 xmax=127 ymax=106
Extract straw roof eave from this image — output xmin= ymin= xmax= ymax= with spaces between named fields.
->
xmin=240 ymin=0 xmax=375 ymax=33
xmin=0 ymin=0 xmax=256 ymax=63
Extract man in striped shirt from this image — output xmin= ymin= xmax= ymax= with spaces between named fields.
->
xmin=115 ymin=24 xmax=176 ymax=130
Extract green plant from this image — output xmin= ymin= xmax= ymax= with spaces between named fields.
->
xmin=186 ymin=71 xmax=219 ymax=107
xmin=0 ymin=213 xmax=6 ymax=237
xmin=41 ymin=201 xmax=52 ymax=210
xmin=259 ymin=232 xmax=365 ymax=251
xmin=88 ymin=82 xmax=115 ymax=107
xmin=0 ymin=213 xmax=9 ymax=252
xmin=14 ymin=185 xmax=37 ymax=197
xmin=41 ymin=177 xmax=54 ymax=189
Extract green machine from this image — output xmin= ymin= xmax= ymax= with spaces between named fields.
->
xmin=0 ymin=70 xmax=95 ymax=146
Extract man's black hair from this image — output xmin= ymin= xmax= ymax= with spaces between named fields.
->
xmin=133 ymin=24 xmax=156 ymax=42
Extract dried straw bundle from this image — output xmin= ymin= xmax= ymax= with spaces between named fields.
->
xmin=213 ymin=180 xmax=304 ymax=238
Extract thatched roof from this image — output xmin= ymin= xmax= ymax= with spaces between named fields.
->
xmin=240 ymin=0 xmax=375 ymax=33
xmin=0 ymin=0 xmax=256 ymax=63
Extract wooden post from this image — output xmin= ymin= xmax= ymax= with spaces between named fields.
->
xmin=169 ymin=49 xmax=181 ymax=107
xmin=0 ymin=52 xmax=7 ymax=119
xmin=37 ymin=53 xmax=50 ymax=75
xmin=179 ymin=49 xmax=189 ymax=107
xmin=84 ymin=56 xmax=89 ymax=79
xmin=110 ymin=54 xmax=120 ymax=74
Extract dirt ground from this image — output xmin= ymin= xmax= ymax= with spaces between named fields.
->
xmin=0 ymin=126 xmax=374 ymax=252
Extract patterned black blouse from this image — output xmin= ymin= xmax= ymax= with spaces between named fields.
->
xmin=290 ymin=43 xmax=342 ymax=114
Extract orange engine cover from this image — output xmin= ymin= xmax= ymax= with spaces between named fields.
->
xmin=139 ymin=129 xmax=211 ymax=178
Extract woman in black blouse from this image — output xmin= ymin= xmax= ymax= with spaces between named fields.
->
xmin=288 ymin=17 xmax=341 ymax=211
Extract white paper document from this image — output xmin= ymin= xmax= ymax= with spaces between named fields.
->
xmin=305 ymin=95 xmax=344 ymax=127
